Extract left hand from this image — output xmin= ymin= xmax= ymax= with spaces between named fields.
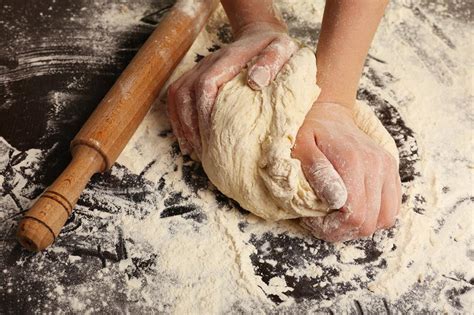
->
xmin=167 ymin=22 xmax=299 ymax=158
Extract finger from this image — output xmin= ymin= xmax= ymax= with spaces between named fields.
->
xmin=192 ymin=37 xmax=282 ymax=143
xmin=194 ymin=59 xmax=246 ymax=141
xmin=167 ymin=63 xmax=203 ymax=154
xmin=308 ymin=154 xmax=368 ymax=241
xmin=358 ymin=173 xmax=383 ymax=237
xmin=167 ymin=82 xmax=192 ymax=155
xmin=172 ymin=57 xmax=220 ymax=155
xmin=301 ymin=216 xmax=333 ymax=241
xmin=247 ymin=35 xmax=299 ymax=90
xmin=292 ymin=131 xmax=348 ymax=209
xmin=377 ymin=170 xmax=401 ymax=229
xmin=175 ymin=80 xmax=201 ymax=154
xmin=301 ymin=209 xmax=360 ymax=242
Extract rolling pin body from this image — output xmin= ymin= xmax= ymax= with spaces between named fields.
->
xmin=17 ymin=0 xmax=218 ymax=252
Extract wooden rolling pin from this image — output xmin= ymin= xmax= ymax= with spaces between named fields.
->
xmin=17 ymin=0 xmax=218 ymax=252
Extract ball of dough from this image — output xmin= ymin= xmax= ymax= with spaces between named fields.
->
xmin=200 ymin=48 xmax=398 ymax=221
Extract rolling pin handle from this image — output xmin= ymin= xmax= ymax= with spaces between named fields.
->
xmin=17 ymin=145 xmax=105 ymax=251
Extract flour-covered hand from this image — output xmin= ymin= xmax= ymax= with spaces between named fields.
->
xmin=167 ymin=22 xmax=298 ymax=157
xmin=292 ymin=102 xmax=401 ymax=241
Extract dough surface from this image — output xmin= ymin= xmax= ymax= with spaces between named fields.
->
xmin=200 ymin=48 xmax=398 ymax=221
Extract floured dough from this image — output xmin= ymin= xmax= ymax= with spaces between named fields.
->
xmin=200 ymin=48 xmax=398 ymax=221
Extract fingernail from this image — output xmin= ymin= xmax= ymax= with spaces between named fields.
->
xmin=248 ymin=66 xmax=271 ymax=90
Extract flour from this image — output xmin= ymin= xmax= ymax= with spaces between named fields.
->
xmin=175 ymin=0 xmax=206 ymax=17
xmin=117 ymin=1 xmax=473 ymax=311
xmin=0 ymin=0 xmax=472 ymax=313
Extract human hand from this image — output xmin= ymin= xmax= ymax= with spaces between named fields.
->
xmin=292 ymin=102 xmax=401 ymax=241
xmin=167 ymin=22 xmax=299 ymax=157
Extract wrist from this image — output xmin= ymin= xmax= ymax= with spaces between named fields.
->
xmin=315 ymin=92 xmax=356 ymax=111
xmin=221 ymin=0 xmax=287 ymax=39
xmin=312 ymin=101 xmax=355 ymax=122
xmin=235 ymin=21 xmax=287 ymax=39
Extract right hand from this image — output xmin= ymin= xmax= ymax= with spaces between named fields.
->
xmin=292 ymin=102 xmax=401 ymax=241
xmin=167 ymin=22 xmax=299 ymax=157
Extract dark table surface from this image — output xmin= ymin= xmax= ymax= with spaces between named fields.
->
xmin=1 ymin=0 xmax=472 ymax=313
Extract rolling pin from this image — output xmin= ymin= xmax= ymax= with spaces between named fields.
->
xmin=16 ymin=0 xmax=218 ymax=252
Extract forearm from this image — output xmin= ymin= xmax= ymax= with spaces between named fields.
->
xmin=316 ymin=0 xmax=389 ymax=108
xmin=220 ymin=0 xmax=286 ymax=36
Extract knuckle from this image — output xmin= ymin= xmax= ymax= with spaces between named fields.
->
xmin=346 ymin=212 xmax=365 ymax=227
xmin=270 ymin=35 xmax=299 ymax=58
xmin=344 ymin=150 xmax=361 ymax=166
xmin=365 ymin=155 xmax=381 ymax=171
xmin=367 ymin=148 xmax=390 ymax=171
xmin=175 ymin=89 xmax=191 ymax=105
xmin=294 ymin=130 xmax=313 ymax=147
xmin=196 ymin=74 xmax=214 ymax=91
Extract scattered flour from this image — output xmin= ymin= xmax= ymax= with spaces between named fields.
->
xmin=116 ymin=1 xmax=473 ymax=311
xmin=0 ymin=0 xmax=472 ymax=313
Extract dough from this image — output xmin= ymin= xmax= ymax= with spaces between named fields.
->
xmin=200 ymin=48 xmax=398 ymax=221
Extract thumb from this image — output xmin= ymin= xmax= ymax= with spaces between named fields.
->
xmin=293 ymin=134 xmax=348 ymax=209
xmin=247 ymin=35 xmax=299 ymax=90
